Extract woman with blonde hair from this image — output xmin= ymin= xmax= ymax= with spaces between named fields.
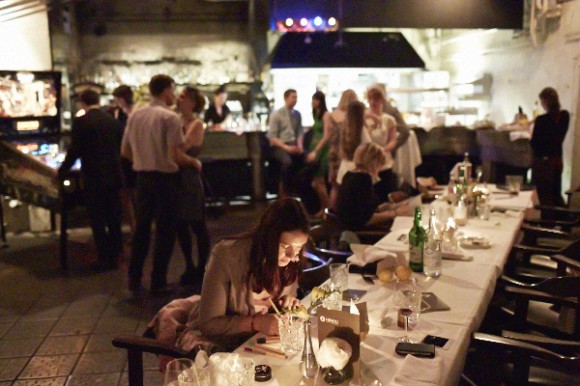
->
xmin=336 ymin=142 xmax=409 ymax=230
xmin=365 ymin=86 xmax=398 ymax=202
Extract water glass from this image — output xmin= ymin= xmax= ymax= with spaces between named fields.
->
xmin=329 ymin=263 xmax=348 ymax=291
xmin=164 ymin=358 xmax=210 ymax=386
xmin=226 ymin=357 xmax=254 ymax=386
xmin=278 ymin=316 xmax=304 ymax=355
xmin=321 ymin=283 xmax=343 ymax=311
xmin=477 ymin=202 xmax=491 ymax=220
xmin=506 ymin=175 xmax=523 ymax=194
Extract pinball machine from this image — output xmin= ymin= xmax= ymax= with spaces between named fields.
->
xmin=0 ymin=70 xmax=82 ymax=270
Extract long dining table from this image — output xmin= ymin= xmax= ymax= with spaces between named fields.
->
xmin=234 ymin=187 xmax=534 ymax=385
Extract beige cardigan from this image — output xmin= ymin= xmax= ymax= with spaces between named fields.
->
xmin=150 ymin=236 xmax=296 ymax=352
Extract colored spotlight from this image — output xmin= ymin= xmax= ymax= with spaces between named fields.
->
xmin=285 ymin=18 xmax=293 ymax=27
xmin=328 ymin=17 xmax=337 ymax=26
xmin=313 ymin=16 xmax=323 ymax=27
xmin=300 ymin=18 xmax=308 ymax=27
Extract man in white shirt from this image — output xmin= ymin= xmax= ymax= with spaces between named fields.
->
xmin=121 ymin=74 xmax=201 ymax=295
xmin=267 ymin=89 xmax=304 ymax=197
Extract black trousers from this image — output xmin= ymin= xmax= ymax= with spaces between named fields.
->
xmin=532 ymin=156 xmax=565 ymax=207
xmin=271 ymin=147 xmax=304 ymax=194
xmin=129 ymin=172 xmax=180 ymax=288
xmin=85 ymin=185 xmax=122 ymax=266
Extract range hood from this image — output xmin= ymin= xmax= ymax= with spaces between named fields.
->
xmin=270 ymin=32 xmax=425 ymax=69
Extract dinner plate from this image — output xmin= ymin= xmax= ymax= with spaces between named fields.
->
xmin=459 ymin=236 xmax=492 ymax=249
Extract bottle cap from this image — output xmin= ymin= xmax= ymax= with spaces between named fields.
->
xmin=255 ymin=365 xmax=272 ymax=382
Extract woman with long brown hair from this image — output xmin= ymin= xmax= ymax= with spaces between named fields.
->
xmin=197 ymin=198 xmax=309 ymax=347
xmin=336 ymin=100 xmax=371 ymax=185
xmin=530 ymin=87 xmax=570 ymax=206
xmin=176 ymin=86 xmax=211 ymax=285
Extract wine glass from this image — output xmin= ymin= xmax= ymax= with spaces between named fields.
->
xmin=393 ymin=278 xmax=422 ymax=343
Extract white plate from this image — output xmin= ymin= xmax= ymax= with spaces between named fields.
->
xmin=459 ymin=236 xmax=492 ymax=249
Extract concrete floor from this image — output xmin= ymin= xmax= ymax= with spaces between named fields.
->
xmin=0 ymin=203 xmax=265 ymax=386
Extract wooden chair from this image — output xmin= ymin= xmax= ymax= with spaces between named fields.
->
xmin=464 ymin=331 xmax=580 ymax=386
xmin=499 ymin=274 xmax=580 ymax=340
xmin=524 ymin=205 xmax=580 ymax=233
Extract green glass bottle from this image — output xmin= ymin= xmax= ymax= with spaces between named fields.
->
xmin=409 ymin=207 xmax=426 ymax=272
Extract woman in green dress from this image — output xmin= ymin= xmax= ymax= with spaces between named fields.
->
xmin=306 ymin=91 xmax=330 ymax=216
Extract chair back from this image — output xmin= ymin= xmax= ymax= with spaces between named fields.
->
xmin=470 ymin=332 xmax=580 ymax=386
xmin=299 ymin=252 xmax=332 ymax=295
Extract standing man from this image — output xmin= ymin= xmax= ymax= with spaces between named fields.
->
xmin=121 ymin=74 xmax=201 ymax=295
xmin=268 ymin=89 xmax=304 ymax=197
xmin=58 ymin=89 xmax=123 ymax=271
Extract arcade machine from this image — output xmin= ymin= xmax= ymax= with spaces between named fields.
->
xmin=0 ymin=70 xmax=82 ymax=270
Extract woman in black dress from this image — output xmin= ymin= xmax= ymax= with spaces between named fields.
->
xmin=530 ymin=87 xmax=570 ymax=207
xmin=204 ymin=85 xmax=231 ymax=131
xmin=176 ymin=86 xmax=211 ymax=285
xmin=336 ymin=142 xmax=409 ymax=230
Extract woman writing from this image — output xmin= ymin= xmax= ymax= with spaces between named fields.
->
xmin=176 ymin=86 xmax=211 ymax=285
xmin=365 ymin=86 xmax=398 ymax=202
xmin=336 ymin=142 xmax=409 ymax=230
xmin=306 ymin=91 xmax=330 ymax=215
xmin=150 ymin=198 xmax=309 ymax=360
xmin=530 ymin=87 xmax=570 ymax=207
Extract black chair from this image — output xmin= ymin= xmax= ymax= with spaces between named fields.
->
xmin=464 ymin=331 xmax=580 ymax=386
xmin=524 ymin=206 xmax=580 ymax=233
xmin=298 ymin=252 xmax=332 ymax=297
xmin=499 ymin=274 xmax=580 ymax=340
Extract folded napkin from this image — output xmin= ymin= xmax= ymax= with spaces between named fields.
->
xmin=347 ymin=243 xmax=399 ymax=266
xmin=442 ymin=248 xmax=473 ymax=261
xmin=509 ymin=130 xmax=531 ymax=141
xmin=393 ymin=354 xmax=443 ymax=386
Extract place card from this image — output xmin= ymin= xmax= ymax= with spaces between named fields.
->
xmin=317 ymin=302 xmax=369 ymax=384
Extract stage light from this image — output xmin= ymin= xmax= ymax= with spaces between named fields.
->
xmin=313 ymin=16 xmax=322 ymax=27
xmin=285 ymin=18 xmax=293 ymax=27
xmin=328 ymin=17 xmax=337 ymax=26
xmin=300 ymin=18 xmax=308 ymax=27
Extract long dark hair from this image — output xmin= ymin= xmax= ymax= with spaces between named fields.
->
xmin=539 ymin=87 xmax=561 ymax=120
xmin=183 ymin=86 xmax=206 ymax=114
xmin=249 ymin=198 xmax=309 ymax=296
xmin=312 ymin=91 xmax=328 ymax=121
xmin=341 ymin=100 xmax=366 ymax=160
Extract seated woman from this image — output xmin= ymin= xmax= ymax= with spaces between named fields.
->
xmin=336 ymin=142 xmax=409 ymax=230
xmin=149 ymin=198 xmax=309 ymax=366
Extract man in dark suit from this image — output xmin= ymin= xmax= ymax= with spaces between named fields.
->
xmin=59 ymin=89 xmax=123 ymax=271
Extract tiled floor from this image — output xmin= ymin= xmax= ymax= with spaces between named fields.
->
xmin=0 ymin=203 xmax=265 ymax=386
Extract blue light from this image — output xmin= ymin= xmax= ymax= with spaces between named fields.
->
xmin=313 ymin=16 xmax=323 ymax=27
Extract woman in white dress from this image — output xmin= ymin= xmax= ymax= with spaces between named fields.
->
xmin=364 ymin=86 xmax=398 ymax=202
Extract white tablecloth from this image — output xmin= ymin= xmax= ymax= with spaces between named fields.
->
xmin=235 ymin=193 xmax=531 ymax=386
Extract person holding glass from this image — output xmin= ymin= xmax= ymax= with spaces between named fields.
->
xmin=149 ymin=197 xmax=309 ymax=366
xmin=530 ymin=87 xmax=570 ymax=207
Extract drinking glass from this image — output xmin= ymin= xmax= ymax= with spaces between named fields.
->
xmin=164 ymin=358 xmax=209 ymax=386
xmin=321 ymin=282 xmax=343 ymax=311
xmin=226 ymin=357 xmax=254 ymax=386
xmin=393 ymin=278 xmax=422 ymax=342
xmin=278 ymin=316 xmax=304 ymax=355
xmin=505 ymin=175 xmax=523 ymax=194
xmin=329 ymin=263 xmax=348 ymax=291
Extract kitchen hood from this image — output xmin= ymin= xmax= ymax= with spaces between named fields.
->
xmin=270 ymin=31 xmax=425 ymax=69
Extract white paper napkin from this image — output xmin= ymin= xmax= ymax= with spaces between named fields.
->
xmin=393 ymin=354 xmax=443 ymax=386
xmin=347 ymin=244 xmax=399 ymax=266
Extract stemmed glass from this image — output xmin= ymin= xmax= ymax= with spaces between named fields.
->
xmin=393 ymin=278 xmax=422 ymax=343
